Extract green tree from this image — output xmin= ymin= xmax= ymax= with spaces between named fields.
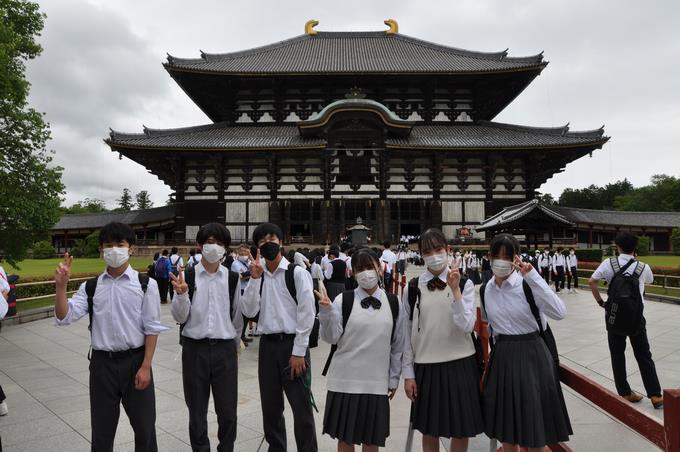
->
xmin=537 ymin=193 xmax=556 ymax=205
xmin=116 ymin=188 xmax=134 ymax=211
xmin=558 ymin=179 xmax=634 ymax=210
xmin=31 ymin=239 xmax=55 ymax=258
xmin=614 ymin=175 xmax=680 ymax=212
xmin=70 ymin=231 xmax=100 ymax=258
xmin=62 ymin=198 xmax=107 ymax=214
xmin=636 ymin=236 xmax=650 ymax=256
xmin=0 ymin=0 xmax=64 ymax=266
xmin=671 ymin=228 xmax=680 ymax=256
xmin=135 ymin=190 xmax=153 ymax=209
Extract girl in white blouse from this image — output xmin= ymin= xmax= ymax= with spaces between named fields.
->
xmin=481 ymin=233 xmax=572 ymax=452
xmin=402 ymin=228 xmax=484 ymax=452
xmin=316 ymin=247 xmax=404 ymax=452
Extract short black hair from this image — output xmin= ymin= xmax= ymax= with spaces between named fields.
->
xmin=171 ymin=247 xmax=178 ymax=254
xmin=252 ymin=222 xmax=283 ymax=244
xmin=615 ymin=232 xmax=638 ymax=254
xmin=196 ymin=222 xmax=231 ymax=247
xmin=153 ymin=252 xmax=160 ymax=260
xmin=419 ymin=228 xmax=447 ymax=254
xmin=351 ymin=247 xmax=380 ymax=273
xmin=328 ymin=247 xmax=339 ymax=258
xmin=99 ymin=222 xmax=136 ymax=246
xmin=383 ymin=240 xmax=391 ymax=249
xmin=162 ymin=249 xmax=169 ymax=256
xmin=189 ymin=249 xmax=195 ymax=256
xmin=489 ymin=233 xmax=520 ymax=259
xmin=340 ymin=242 xmax=353 ymax=253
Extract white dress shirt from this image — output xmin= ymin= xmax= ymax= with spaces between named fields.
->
xmin=172 ymin=263 xmax=243 ymax=340
xmin=551 ymin=254 xmax=566 ymax=272
xmin=538 ymin=253 xmax=551 ymax=269
xmin=294 ymin=252 xmax=310 ymax=268
xmin=319 ymin=287 xmax=404 ymax=392
xmin=381 ymin=249 xmax=397 ymax=274
xmin=482 ymin=269 xmax=566 ymax=336
xmin=401 ymin=269 xmax=476 ymax=379
xmin=591 ymin=254 xmax=654 ymax=301
xmin=169 ymin=254 xmax=184 ymax=269
xmin=323 ymin=257 xmax=345 ymax=280
xmin=241 ymin=257 xmax=316 ymax=356
xmin=567 ymin=254 xmax=578 ymax=268
xmin=0 ymin=291 xmax=7 ymax=319
xmin=310 ymin=262 xmax=324 ymax=280
xmin=55 ymin=265 xmax=168 ymax=351
xmin=231 ymin=258 xmax=250 ymax=290
xmin=0 ymin=265 xmax=9 ymax=294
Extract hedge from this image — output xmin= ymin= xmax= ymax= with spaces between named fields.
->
xmin=32 ymin=240 xmax=56 ymax=259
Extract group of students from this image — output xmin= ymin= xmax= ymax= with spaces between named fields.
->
xmin=534 ymin=247 xmax=579 ymax=294
xmin=51 ymin=219 xmax=582 ymax=452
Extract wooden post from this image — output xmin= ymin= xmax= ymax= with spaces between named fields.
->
xmin=665 ymin=389 xmax=680 ymax=452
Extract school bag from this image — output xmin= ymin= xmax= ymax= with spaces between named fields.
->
xmin=480 ymin=278 xmax=560 ymax=367
xmin=178 ymin=265 xmax=240 ymax=345
xmin=85 ymin=273 xmax=149 ymax=359
xmin=407 ymin=275 xmax=486 ymax=375
xmin=605 ymin=258 xmax=645 ymax=336
xmin=321 ymin=289 xmax=399 ymax=376
xmin=154 ymin=256 xmax=169 ymax=279
xmin=170 ymin=255 xmax=181 ymax=276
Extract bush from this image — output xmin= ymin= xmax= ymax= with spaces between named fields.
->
xmin=70 ymin=231 xmax=100 ymax=258
xmin=575 ymin=249 xmax=603 ymax=262
xmin=671 ymin=228 xmax=680 ymax=256
xmin=32 ymin=240 xmax=56 ymax=259
xmin=636 ymin=236 xmax=651 ymax=256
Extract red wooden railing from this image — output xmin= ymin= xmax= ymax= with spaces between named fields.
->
xmin=472 ymin=306 xmax=680 ymax=452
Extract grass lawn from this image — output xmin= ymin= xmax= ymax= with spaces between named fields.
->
xmin=4 ymin=257 xmax=151 ymax=279
xmin=628 ymin=255 xmax=680 ymax=268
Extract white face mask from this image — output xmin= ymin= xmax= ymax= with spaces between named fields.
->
xmin=355 ymin=270 xmax=380 ymax=290
xmin=103 ymin=247 xmax=130 ymax=268
xmin=491 ymin=259 xmax=514 ymax=278
xmin=238 ymin=255 xmax=249 ymax=263
xmin=202 ymin=244 xmax=225 ymax=264
xmin=423 ymin=252 xmax=448 ymax=272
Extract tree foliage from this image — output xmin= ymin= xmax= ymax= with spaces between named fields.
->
xmin=135 ymin=190 xmax=153 ymax=209
xmin=558 ymin=180 xmax=634 ymax=210
xmin=61 ymin=198 xmax=107 ymax=214
xmin=0 ymin=0 xmax=64 ymax=266
xmin=116 ymin=188 xmax=134 ymax=211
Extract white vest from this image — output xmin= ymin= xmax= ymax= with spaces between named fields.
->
xmin=411 ymin=279 xmax=475 ymax=364
xmin=327 ymin=289 xmax=393 ymax=395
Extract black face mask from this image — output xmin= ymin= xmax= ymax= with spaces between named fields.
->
xmin=260 ymin=242 xmax=281 ymax=261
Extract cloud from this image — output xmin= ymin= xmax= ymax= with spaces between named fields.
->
xmin=24 ymin=0 xmax=680 ymax=209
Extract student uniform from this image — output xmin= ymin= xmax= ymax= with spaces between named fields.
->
xmin=567 ymin=253 xmax=578 ymax=290
xmin=172 ymin=263 xmax=243 ymax=452
xmin=320 ymin=287 xmax=404 ymax=447
xmin=591 ymin=255 xmax=661 ymax=398
xmin=310 ymin=262 xmax=324 ymax=281
xmin=402 ymin=270 xmax=484 ymax=439
xmin=538 ymin=252 xmax=552 ymax=284
xmin=55 ymin=265 xmax=168 ymax=451
xmin=155 ymin=255 xmax=172 ymax=303
xmin=0 ymin=281 xmax=7 ymax=422
xmin=324 ymin=257 xmax=347 ymax=302
xmin=552 ymin=253 xmax=566 ymax=292
xmin=241 ymin=257 xmax=318 ymax=452
xmin=481 ymin=257 xmax=492 ymax=284
xmin=481 ymin=269 xmax=572 ymax=448
xmin=381 ymin=249 xmax=397 ymax=293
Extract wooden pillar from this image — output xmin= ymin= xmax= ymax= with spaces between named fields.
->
xmin=173 ymin=157 xmax=187 ymax=243
xmin=665 ymin=389 xmax=680 ymax=452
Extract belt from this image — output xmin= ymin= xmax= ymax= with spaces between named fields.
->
xmin=183 ymin=337 xmax=234 ymax=345
xmin=496 ymin=332 xmax=540 ymax=342
xmin=261 ymin=333 xmax=295 ymax=341
xmin=91 ymin=346 xmax=145 ymax=359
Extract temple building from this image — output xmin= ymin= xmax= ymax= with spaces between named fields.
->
xmin=102 ymin=19 xmax=609 ymax=244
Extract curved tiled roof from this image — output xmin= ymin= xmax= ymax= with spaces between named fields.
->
xmin=552 ymin=206 xmax=680 ymax=228
xmin=106 ymin=121 xmax=607 ymax=151
xmin=477 ymin=199 xmax=575 ymax=231
xmin=52 ymin=205 xmax=175 ymax=231
xmin=165 ymin=31 xmax=546 ymax=75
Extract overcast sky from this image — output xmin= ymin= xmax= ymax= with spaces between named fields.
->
xmin=26 ymin=0 xmax=680 ymax=208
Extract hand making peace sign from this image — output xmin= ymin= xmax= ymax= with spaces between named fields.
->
xmin=248 ymin=248 xmax=264 ymax=279
xmin=169 ymin=266 xmax=189 ymax=295
xmin=54 ymin=252 xmax=74 ymax=288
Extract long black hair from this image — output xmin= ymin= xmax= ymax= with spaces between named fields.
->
xmin=350 ymin=247 xmax=381 ymax=274
xmin=489 ymin=233 xmax=520 ymax=259
xmin=418 ymin=228 xmax=448 ymax=254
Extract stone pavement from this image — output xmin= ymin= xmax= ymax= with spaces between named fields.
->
xmin=0 ymin=269 xmax=678 ymax=451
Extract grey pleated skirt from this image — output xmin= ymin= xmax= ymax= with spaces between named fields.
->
xmin=323 ymin=391 xmax=390 ymax=446
xmin=483 ymin=332 xmax=572 ymax=448
xmin=410 ymin=354 xmax=484 ymax=439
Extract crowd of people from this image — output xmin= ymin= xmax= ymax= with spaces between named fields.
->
xmin=49 ymin=222 xmax=664 ymax=452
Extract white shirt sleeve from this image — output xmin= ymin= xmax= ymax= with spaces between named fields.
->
xmin=0 ymin=293 xmax=7 ymax=319
xmin=591 ymin=259 xmax=613 ymax=282
xmin=54 ymin=282 xmax=89 ymax=326
xmin=451 ymin=278 xmax=477 ymax=333
xmin=319 ymin=293 xmax=344 ymax=344
xmin=389 ymin=303 xmax=405 ymax=390
xmin=293 ymin=268 xmax=316 ymax=356
xmin=171 ymin=291 xmax=191 ymax=324
xmin=400 ymin=289 xmax=416 ymax=380
xmin=524 ymin=269 xmax=566 ymax=321
xmin=641 ymin=264 xmax=654 ymax=284
xmin=241 ymin=276 xmax=262 ymax=319
xmin=140 ymin=278 xmax=168 ymax=335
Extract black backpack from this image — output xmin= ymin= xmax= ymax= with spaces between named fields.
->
xmin=408 ymin=276 xmax=485 ymax=375
xmin=85 ymin=273 xmax=149 ymax=359
xmin=178 ymin=266 xmax=240 ymax=345
xmin=605 ymin=258 xmax=645 ymax=336
xmin=321 ymin=289 xmax=400 ymax=376
xmin=480 ymin=278 xmax=560 ymax=367
xmin=170 ymin=255 xmax=182 ymax=276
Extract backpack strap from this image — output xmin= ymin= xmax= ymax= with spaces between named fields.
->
xmin=285 ymin=263 xmax=298 ymax=304
xmin=85 ymin=277 xmax=99 ymax=334
xmin=407 ymin=277 xmax=420 ymax=322
xmin=633 ymin=262 xmax=645 ymax=278
xmin=228 ymin=270 xmax=239 ymax=320
xmin=322 ymin=290 xmax=355 ymax=376
xmin=386 ymin=292 xmax=399 ymax=342
xmin=185 ymin=266 xmax=196 ymax=301
xmin=522 ymin=281 xmax=544 ymax=335
xmin=138 ymin=273 xmax=149 ymax=294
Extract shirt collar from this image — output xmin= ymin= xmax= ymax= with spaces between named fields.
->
xmin=489 ymin=270 xmax=522 ymax=289
xmin=102 ymin=263 xmax=134 ymax=281
xmin=356 ymin=286 xmax=384 ymax=301
xmin=422 ymin=267 xmax=449 ymax=283
xmin=196 ymin=261 xmax=225 ymax=276
xmin=265 ymin=256 xmax=290 ymax=276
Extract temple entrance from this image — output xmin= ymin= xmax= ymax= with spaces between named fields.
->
xmin=399 ymin=223 xmax=421 ymax=237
